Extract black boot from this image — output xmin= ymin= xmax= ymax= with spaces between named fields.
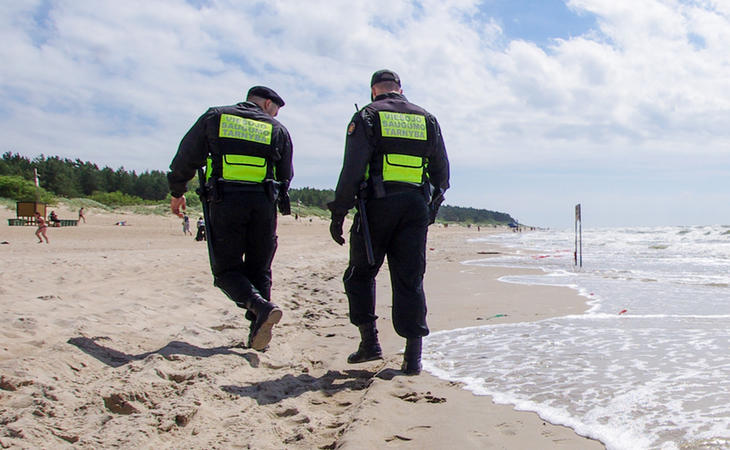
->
xmin=401 ymin=338 xmax=422 ymax=375
xmin=347 ymin=322 xmax=383 ymax=364
xmin=247 ymin=297 xmax=283 ymax=351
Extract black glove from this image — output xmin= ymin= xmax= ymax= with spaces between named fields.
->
xmin=428 ymin=205 xmax=438 ymax=225
xmin=278 ymin=191 xmax=291 ymax=215
xmin=329 ymin=214 xmax=345 ymax=245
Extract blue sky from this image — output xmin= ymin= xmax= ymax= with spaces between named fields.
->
xmin=1 ymin=0 xmax=729 ymax=228
xmin=478 ymin=0 xmax=597 ymax=45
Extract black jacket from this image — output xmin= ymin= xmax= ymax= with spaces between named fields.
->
xmin=329 ymin=92 xmax=450 ymax=216
xmin=168 ymin=101 xmax=293 ymax=197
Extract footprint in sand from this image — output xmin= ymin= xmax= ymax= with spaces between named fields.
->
xmin=210 ymin=324 xmax=239 ymax=332
xmin=385 ymin=435 xmax=412 ymax=442
xmin=496 ymin=422 xmax=518 ymax=436
xmin=275 ymin=407 xmax=299 ymax=418
xmin=283 ymin=432 xmax=305 ymax=444
xmin=393 ymin=391 xmax=446 ymax=404
xmin=292 ymin=415 xmax=310 ymax=424
xmin=12 ymin=317 xmax=37 ymax=331
xmin=0 ymin=376 xmax=34 ymax=391
xmin=102 ymin=393 xmax=140 ymax=415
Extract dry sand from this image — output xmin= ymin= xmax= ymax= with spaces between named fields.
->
xmin=0 ymin=205 xmax=604 ymax=449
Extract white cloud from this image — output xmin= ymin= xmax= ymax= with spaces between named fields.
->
xmin=1 ymin=0 xmax=729 ymax=226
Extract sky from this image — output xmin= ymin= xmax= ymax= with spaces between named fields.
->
xmin=2 ymin=0 xmax=729 ymax=228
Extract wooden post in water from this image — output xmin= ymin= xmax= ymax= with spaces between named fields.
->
xmin=574 ymin=203 xmax=582 ymax=267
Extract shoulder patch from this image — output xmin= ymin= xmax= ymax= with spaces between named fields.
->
xmin=347 ymin=121 xmax=356 ymax=135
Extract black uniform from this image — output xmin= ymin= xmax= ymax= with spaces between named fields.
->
xmin=329 ymin=92 xmax=450 ymax=338
xmin=168 ymin=100 xmax=293 ymax=311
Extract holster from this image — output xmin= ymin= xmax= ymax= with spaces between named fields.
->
xmin=370 ymin=174 xmax=386 ymax=199
xmin=264 ymin=179 xmax=281 ymax=204
xmin=208 ymin=179 xmax=222 ymax=203
xmin=422 ymin=183 xmax=432 ymax=202
xmin=428 ymin=186 xmax=445 ymax=225
xmin=196 ymin=170 xmax=221 ymax=204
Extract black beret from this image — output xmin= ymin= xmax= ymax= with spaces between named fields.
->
xmin=247 ymin=86 xmax=285 ymax=107
xmin=370 ymin=69 xmax=401 ymax=87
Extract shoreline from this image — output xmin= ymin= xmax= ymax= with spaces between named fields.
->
xmin=0 ymin=206 xmax=604 ymax=448
xmin=338 ymin=224 xmax=604 ymax=449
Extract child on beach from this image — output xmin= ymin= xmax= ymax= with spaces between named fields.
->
xmin=35 ymin=212 xmax=49 ymax=243
xmin=182 ymin=214 xmax=192 ymax=236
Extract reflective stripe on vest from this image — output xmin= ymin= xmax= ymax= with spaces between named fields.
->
xmin=219 ymin=114 xmax=272 ymax=144
xmin=378 ymin=111 xmax=427 ymax=141
xmin=206 ymin=155 xmax=267 ymax=182
xmin=382 ymin=154 xmax=424 ymax=183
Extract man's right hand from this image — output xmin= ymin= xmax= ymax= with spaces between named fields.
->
xmin=329 ymin=215 xmax=345 ymax=245
xmin=170 ymin=195 xmax=187 ymax=218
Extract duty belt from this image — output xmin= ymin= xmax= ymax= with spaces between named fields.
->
xmin=369 ymin=182 xmax=423 ymax=197
xmin=219 ymin=181 xmax=267 ymax=193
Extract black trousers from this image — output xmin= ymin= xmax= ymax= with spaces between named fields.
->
xmin=344 ymin=189 xmax=430 ymax=338
xmin=206 ymin=189 xmax=277 ymax=310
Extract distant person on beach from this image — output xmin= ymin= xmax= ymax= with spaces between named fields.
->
xmin=182 ymin=214 xmax=192 ymax=236
xmin=49 ymin=210 xmax=60 ymax=227
xmin=328 ymin=70 xmax=450 ymax=375
xmin=167 ymin=85 xmax=293 ymax=351
xmin=78 ymin=207 xmax=86 ymax=223
xmin=195 ymin=217 xmax=206 ymax=241
xmin=35 ymin=212 xmax=49 ymax=243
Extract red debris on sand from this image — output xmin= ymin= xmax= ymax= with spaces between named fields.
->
xmin=619 ymin=309 xmax=627 ymax=315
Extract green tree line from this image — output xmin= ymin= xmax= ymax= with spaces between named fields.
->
xmin=1 ymin=152 xmax=516 ymax=224
xmin=288 ymin=187 xmax=334 ymax=210
xmin=287 ymin=187 xmax=516 ymax=225
xmin=0 ymin=152 xmax=169 ymax=201
xmin=437 ymin=205 xmax=516 ymax=225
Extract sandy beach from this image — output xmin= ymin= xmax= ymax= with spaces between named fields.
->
xmin=0 ymin=204 xmax=604 ymax=449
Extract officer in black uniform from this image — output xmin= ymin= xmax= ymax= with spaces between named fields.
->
xmin=168 ymin=86 xmax=293 ymax=351
xmin=328 ymin=70 xmax=450 ymax=374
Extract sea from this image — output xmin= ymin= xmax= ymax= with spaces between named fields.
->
xmin=422 ymin=225 xmax=730 ymax=450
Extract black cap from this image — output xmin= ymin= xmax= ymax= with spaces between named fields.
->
xmin=247 ymin=86 xmax=285 ymax=107
xmin=370 ymin=69 xmax=401 ymax=87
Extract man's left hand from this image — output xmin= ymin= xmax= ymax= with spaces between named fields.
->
xmin=170 ymin=195 xmax=187 ymax=218
xmin=278 ymin=191 xmax=291 ymax=215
